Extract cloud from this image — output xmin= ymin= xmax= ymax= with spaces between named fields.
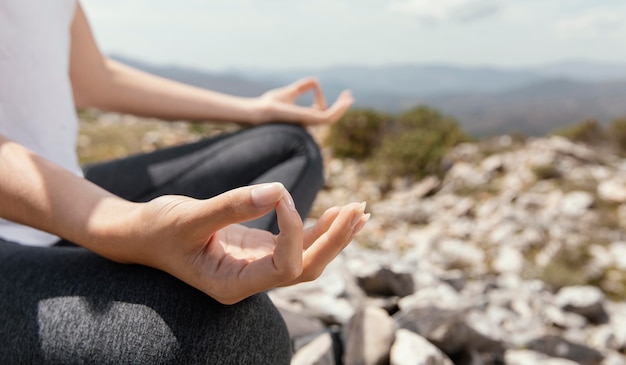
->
xmin=556 ymin=9 xmax=623 ymax=35
xmin=389 ymin=0 xmax=501 ymax=24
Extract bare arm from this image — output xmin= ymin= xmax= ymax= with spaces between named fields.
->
xmin=0 ymin=134 xmax=138 ymax=259
xmin=70 ymin=4 xmax=353 ymax=125
xmin=0 ymin=134 xmax=368 ymax=303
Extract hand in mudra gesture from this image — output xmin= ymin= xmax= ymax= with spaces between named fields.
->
xmin=126 ymin=183 xmax=368 ymax=304
xmin=256 ymin=77 xmax=354 ymax=126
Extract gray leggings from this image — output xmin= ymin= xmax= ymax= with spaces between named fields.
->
xmin=0 ymin=123 xmax=325 ymax=364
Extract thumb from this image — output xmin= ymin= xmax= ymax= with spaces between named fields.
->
xmin=200 ymin=182 xmax=287 ymax=231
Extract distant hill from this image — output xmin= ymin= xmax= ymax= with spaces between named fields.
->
xmin=111 ymin=55 xmax=626 ymax=137
xmin=423 ymin=79 xmax=626 ymax=136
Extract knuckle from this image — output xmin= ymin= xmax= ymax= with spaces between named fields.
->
xmin=300 ymin=267 xmax=323 ymax=283
xmin=278 ymin=263 xmax=303 ymax=282
xmin=221 ymin=194 xmax=243 ymax=220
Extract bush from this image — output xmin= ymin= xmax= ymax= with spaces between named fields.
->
xmin=608 ymin=117 xmax=626 ymax=154
xmin=324 ymin=109 xmax=390 ymax=160
xmin=550 ymin=119 xmax=605 ymax=145
xmin=370 ymin=106 xmax=471 ymax=181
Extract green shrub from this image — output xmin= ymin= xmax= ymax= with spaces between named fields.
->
xmin=370 ymin=106 xmax=471 ymax=181
xmin=550 ymin=119 xmax=605 ymax=145
xmin=608 ymin=117 xmax=626 ymax=154
xmin=324 ymin=108 xmax=390 ymax=160
xmin=532 ymin=164 xmax=561 ymax=180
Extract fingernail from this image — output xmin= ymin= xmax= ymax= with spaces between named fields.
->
xmin=352 ymin=213 xmax=371 ymax=235
xmin=283 ymin=191 xmax=297 ymax=211
xmin=251 ymin=183 xmax=284 ymax=207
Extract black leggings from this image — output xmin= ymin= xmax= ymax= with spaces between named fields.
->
xmin=83 ymin=122 xmax=324 ymax=233
xmin=0 ymin=123 xmax=324 ymax=364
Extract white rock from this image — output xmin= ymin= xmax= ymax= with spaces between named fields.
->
xmin=492 ymin=246 xmax=525 ymax=274
xmin=343 ymin=306 xmax=395 ymax=365
xmin=504 ymin=349 xmax=581 ymax=365
xmin=609 ymin=242 xmax=626 ymax=270
xmin=555 ymin=286 xmax=607 ymax=322
xmin=598 ymin=177 xmax=626 ymax=203
xmin=291 ymin=332 xmax=335 ymax=365
xmin=390 ymin=329 xmax=454 ymax=365
xmin=434 ymin=238 xmax=485 ymax=271
xmin=559 ymin=191 xmax=594 ymax=217
xmin=602 ymin=352 xmax=626 ymax=365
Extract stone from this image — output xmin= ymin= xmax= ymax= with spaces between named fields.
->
xmin=525 ymin=335 xmax=604 ymax=365
xmin=555 ymin=286 xmax=608 ymax=323
xmin=598 ymin=176 xmax=626 ymax=203
xmin=276 ymin=307 xmax=326 ymax=352
xmin=343 ymin=306 xmax=395 ymax=365
xmin=492 ymin=246 xmax=525 ymax=274
xmin=356 ymin=266 xmax=415 ymax=297
xmin=602 ymin=352 xmax=626 ymax=365
xmin=291 ymin=332 xmax=335 ymax=365
xmin=559 ymin=191 xmax=594 ymax=217
xmin=609 ymin=242 xmax=626 ymax=271
xmin=393 ymin=304 xmax=503 ymax=355
xmin=390 ymin=329 xmax=454 ymax=365
xmin=505 ymin=349 xmax=583 ymax=365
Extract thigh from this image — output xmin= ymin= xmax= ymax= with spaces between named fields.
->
xmin=0 ymin=239 xmax=291 ymax=365
xmin=84 ymin=123 xmax=324 ymax=232
xmin=84 ymin=123 xmax=321 ymax=200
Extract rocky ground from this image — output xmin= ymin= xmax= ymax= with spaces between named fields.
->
xmin=276 ymin=135 xmax=626 ymax=365
xmin=79 ymin=113 xmax=626 ymax=365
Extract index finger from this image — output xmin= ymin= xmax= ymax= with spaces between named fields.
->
xmin=290 ymin=78 xmax=327 ymax=110
xmin=237 ymin=191 xmax=304 ymax=294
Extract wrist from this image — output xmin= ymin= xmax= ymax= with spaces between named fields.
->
xmin=78 ymin=198 xmax=146 ymax=264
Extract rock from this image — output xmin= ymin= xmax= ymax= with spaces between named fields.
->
xmin=525 ymin=335 xmax=604 ymax=365
xmin=559 ymin=191 xmax=594 ymax=217
xmin=492 ymin=246 xmax=525 ymax=274
xmin=304 ymin=294 xmax=356 ymax=326
xmin=609 ymin=242 xmax=626 ymax=271
xmin=555 ymin=286 xmax=608 ymax=323
xmin=433 ymin=238 xmax=485 ymax=272
xmin=276 ymin=307 xmax=326 ymax=352
xmin=618 ymin=205 xmax=626 ymax=229
xmin=291 ymin=332 xmax=335 ymax=365
xmin=356 ymin=266 xmax=415 ymax=297
xmin=542 ymin=305 xmax=587 ymax=330
xmin=343 ymin=306 xmax=395 ymax=365
xmin=598 ymin=176 xmax=626 ymax=203
xmin=398 ymin=284 xmax=462 ymax=311
xmin=390 ymin=329 xmax=454 ymax=365
xmin=505 ymin=349 xmax=583 ymax=365
xmin=438 ymin=270 xmax=467 ymax=292
xmin=602 ymin=352 xmax=626 ymax=365
xmin=390 ymin=176 xmax=441 ymax=200
xmin=394 ymin=304 xmax=502 ymax=355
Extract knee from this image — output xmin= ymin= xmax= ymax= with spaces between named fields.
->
xmin=269 ymin=123 xmax=324 ymax=181
xmin=266 ymin=122 xmax=321 ymax=153
xmin=180 ymin=292 xmax=292 ymax=364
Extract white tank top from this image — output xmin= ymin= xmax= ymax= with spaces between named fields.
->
xmin=0 ymin=0 xmax=82 ymax=246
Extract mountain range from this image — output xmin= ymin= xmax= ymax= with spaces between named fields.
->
xmin=112 ymin=55 xmax=626 ymax=137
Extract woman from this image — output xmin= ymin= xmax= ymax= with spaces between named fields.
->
xmin=0 ymin=1 xmax=368 ymax=363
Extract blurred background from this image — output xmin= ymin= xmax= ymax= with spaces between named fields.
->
xmin=81 ymin=0 xmax=626 ymax=137
xmin=78 ymin=1 xmax=626 ymax=363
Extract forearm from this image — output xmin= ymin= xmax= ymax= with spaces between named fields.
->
xmin=69 ymin=4 xmax=263 ymax=124
xmin=0 ymin=135 xmax=141 ymax=261
xmin=81 ymin=59 xmax=263 ymax=123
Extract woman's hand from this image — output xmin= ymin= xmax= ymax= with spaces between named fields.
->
xmin=130 ymin=183 xmax=368 ymax=304
xmin=254 ymin=78 xmax=354 ymax=126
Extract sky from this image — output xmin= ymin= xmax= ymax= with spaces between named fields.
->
xmin=80 ymin=0 xmax=626 ymax=72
